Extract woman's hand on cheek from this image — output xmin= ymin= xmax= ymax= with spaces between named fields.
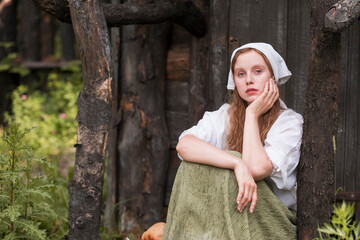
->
xmin=246 ymin=78 xmax=279 ymax=118
xmin=234 ymin=161 xmax=257 ymax=213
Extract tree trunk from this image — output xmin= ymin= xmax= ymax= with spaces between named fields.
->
xmin=118 ymin=18 xmax=170 ymax=233
xmin=297 ymin=0 xmax=341 ymax=239
xmin=0 ymin=0 xmax=17 ymax=125
xmin=67 ymin=0 xmax=113 ymax=239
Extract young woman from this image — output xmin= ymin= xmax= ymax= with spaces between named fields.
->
xmin=143 ymin=43 xmax=303 ymax=240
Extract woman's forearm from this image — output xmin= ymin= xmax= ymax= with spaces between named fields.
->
xmin=242 ymin=110 xmax=273 ymax=180
xmin=176 ymin=134 xmax=243 ymax=170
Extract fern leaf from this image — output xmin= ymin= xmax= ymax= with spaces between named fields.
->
xmin=14 ymin=219 xmax=47 ymax=240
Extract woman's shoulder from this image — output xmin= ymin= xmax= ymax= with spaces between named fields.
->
xmin=202 ymin=103 xmax=230 ymax=118
xmin=278 ymin=100 xmax=303 ymax=125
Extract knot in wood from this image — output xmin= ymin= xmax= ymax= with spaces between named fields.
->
xmin=75 ymin=216 xmax=86 ymax=229
xmin=87 ymin=186 xmax=99 ymax=198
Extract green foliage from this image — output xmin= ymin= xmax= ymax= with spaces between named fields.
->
xmin=0 ymin=121 xmax=61 ymax=239
xmin=314 ymin=201 xmax=360 ymax=240
xmin=1 ymin=60 xmax=83 ymax=238
xmin=0 ymin=42 xmax=30 ymax=77
xmin=5 ymin=60 xmax=82 ymax=158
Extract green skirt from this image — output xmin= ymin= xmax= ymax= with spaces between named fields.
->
xmin=163 ymin=152 xmax=296 ymax=240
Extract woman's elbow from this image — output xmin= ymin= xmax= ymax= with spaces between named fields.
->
xmin=176 ymin=135 xmax=192 ymax=156
xmin=250 ymin=161 xmax=273 ymax=180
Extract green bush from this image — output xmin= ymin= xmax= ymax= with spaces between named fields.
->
xmin=0 ymin=121 xmax=61 ymax=239
xmin=6 ymin=61 xmax=82 ymax=158
xmin=315 ymin=201 xmax=360 ymax=240
xmin=1 ymin=61 xmax=82 ymax=238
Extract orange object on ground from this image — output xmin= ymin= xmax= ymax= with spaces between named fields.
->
xmin=141 ymin=222 xmax=166 ymax=240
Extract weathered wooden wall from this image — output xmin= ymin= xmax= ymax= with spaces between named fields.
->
xmin=335 ymin=20 xmax=360 ymax=215
xmin=163 ymin=0 xmax=360 ymax=218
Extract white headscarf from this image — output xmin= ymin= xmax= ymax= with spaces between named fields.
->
xmin=227 ymin=42 xmax=292 ymax=90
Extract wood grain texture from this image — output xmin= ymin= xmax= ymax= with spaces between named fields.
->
xmin=117 ymin=20 xmax=170 ymax=232
xmin=229 ymin=0 xmax=288 ymax=98
xmin=285 ymin=0 xmax=310 ymax=114
xmin=297 ymin=0 xmax=341 ymax=239
xmin=67 ymin=0 xmax=113 ymax=239
xmin=30 ymin=0 xmax=206 ymax=37
xmin=104 ymin=0 xmax=121 ymax=231
xmin=336 ymin=21 xmax=360 ymax=192
xmin=207 ymin=0 xmax=229 ymax=110
xmin=325 ymin=0 xmax=360 ymax=32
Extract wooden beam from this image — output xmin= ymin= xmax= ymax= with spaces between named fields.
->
xmin=30 ymin=0 xmax=206 ymax=37
xmin=325 ymin=0 xmax=360 ymax=32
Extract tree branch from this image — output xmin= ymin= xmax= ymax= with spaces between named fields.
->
xmin=30 ymin=0 xmax=206 ymax=37
xmin=325 ymin=0 xmax=360 ymax=32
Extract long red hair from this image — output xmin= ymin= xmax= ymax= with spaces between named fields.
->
xmin=227 ymin=48 xmax=281 ymax=153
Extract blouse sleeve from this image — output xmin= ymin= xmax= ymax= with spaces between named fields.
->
xmin=177 ymin=104 xmax=230 ymax=159
xmin=264 ymin=109 xmax=303 ymax=190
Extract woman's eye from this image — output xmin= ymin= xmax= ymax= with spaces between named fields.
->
xmin=237 ymin=72 xmax=245 ymax=77
xmin=255 ymin=69 xmax=262 ymax=74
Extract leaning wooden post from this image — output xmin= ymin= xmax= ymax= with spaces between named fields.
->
xmin=67 ymin=0 xmax=112 ymax=239
xmin=297 ymin=0 xmax=341 ymax=239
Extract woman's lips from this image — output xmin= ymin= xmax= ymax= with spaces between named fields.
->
xmin=246 ymin=88 xmax=258 ymax=94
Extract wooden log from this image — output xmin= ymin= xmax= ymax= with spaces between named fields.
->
xmin=118 ymin=21 xmax=170 ymax=232
xmin=297 ymin=0 xmax=341 ymax=239
xmin=67 ymin=0 xmax=113 ymax=239
xmin=30 ymin=0 xmax=206 ymax=37
xmin=325 ymin=0 xmax=360 ymax=32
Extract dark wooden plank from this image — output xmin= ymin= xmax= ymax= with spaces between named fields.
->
xmin=18 ymin=0 xmax=41 ymax=61
xmin=166 ymin=43 xmax=190 ymax=82
xmin=165 ymin=111 xmax=189 ymax=148
xmin=104 ymin=1 xmax=121 ymax=230
xmin=207 ymin=0 xmax=229 ymax=110
xmin=188 ymin=0 xmax=208 ymax=125
xmin=346 ymin=21 xmax=360 ymax=191
xmin=335 ymin=29 xmax=348 ymax=192
xmin=40 ymin=12 xmax=55 ymax=59
xmin=166 ymin=81 xmax=189 ymax=112
xmin=285 ymin=0 xmax=310 ymax=114
xmin=229 ymin=0 xmax=288 ymax=98
xmin=164 ymin=149 xmax=182 ymax=206
xmin=59 ymin=21 xmax=75 ymax=60
xmin=343 ymin=22 xmax=359 ymax=192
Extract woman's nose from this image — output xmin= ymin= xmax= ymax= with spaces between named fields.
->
xmin=245 ymin=74 xmax=253 ymax=84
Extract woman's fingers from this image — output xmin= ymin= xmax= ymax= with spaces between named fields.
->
xmin=249 ymin=187 xmax=258 ymax=213
xmin=237 ymin=181 xmax=256 ymax=213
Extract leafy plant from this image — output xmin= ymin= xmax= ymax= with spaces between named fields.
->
xmin=1 ymin=61 xmax=82 ymax=238
xmin=0 ymin=42 xmax=30 ymax=77
xmin=315 ymin=201 xmax=360 ymax=240
xmin=0 ymin=121 xmax=61 ymax=239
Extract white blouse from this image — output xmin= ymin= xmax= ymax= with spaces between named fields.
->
xmin=178 ymin=100 xmax=303 ymax=209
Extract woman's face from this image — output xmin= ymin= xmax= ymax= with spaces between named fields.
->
xmin=233 ymin=50 xmax=273 ymax=104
